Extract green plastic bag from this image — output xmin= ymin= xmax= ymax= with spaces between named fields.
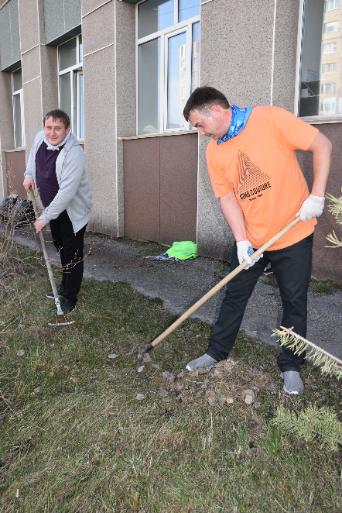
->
xmin=166 ymin=241 xmax=198 ymax=260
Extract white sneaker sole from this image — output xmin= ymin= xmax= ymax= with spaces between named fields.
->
xmin=283 ymin=386 xmax=300 ymax=395
xmin=186 ymin=363 xmax=215 ymax=372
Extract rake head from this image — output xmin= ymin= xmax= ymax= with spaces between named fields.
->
xmin=137 ymin=342 xmax=153 ymax=361
xmin=48 ymin=313 xmax=75 ymax=327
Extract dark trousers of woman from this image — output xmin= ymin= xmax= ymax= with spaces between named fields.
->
xmin=49 ymin=210 xmax=86 ymax=307
xmin=206 ymin=235 xmax=313 ymax=372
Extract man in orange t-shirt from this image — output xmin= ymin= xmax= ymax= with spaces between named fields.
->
xmin=183 ymin=86 xmax=332 ymax=395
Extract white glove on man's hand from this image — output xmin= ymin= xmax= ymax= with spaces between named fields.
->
xmin=297 ymin=194 xmax=325 ymax=221
xmin=237 ymin=240 xmax=262 ymax=268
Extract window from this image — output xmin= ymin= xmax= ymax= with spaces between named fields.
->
xmin=325 ymin=0 xmax=340 ymax=11
xmin=323 ymin=20 xmax=339 ymax=32
xmin=298 ymin=0 xmax=342 ymax=117
xmin=323 ymin=41 xmax=337 ymax=53
xmin=321 ymin=62 xmax=337 ymax=72
xmin=321 ymin=82 xmax=337 ymax=93
xmin=11 ymin=68 xmax=24 ymax=148
xmin=137 ymin=0 xmax=200 ymax=134
xmin=58 ymin=35 xmax=84 ymax=139
xmin=320 ymin=96 xmax=337 ymax=112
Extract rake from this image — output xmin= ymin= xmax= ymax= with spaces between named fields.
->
xmin=139 ymin=217 xmax=301 ymax=358
xmin=29 ymin=190 xmax=74 ymax=327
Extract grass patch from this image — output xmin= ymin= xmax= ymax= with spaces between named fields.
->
xmin=0 ymin=243 xmax=341 ymax=513
xmin=261 ymin=272 xmax=341 ymax=295
xmin=123 ymin=238 xmax=168 ymax=257
xmin=309 ymin=278 xmax=341 ymax=295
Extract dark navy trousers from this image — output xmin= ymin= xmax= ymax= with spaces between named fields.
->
xmin=49 ymin=210 xmax=86 ymax=306
xmin=206 ymin=235 xmax=313 ymax=372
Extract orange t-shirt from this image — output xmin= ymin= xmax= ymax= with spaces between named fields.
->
xmin=206 ymin=106 xmax=318 ymax=250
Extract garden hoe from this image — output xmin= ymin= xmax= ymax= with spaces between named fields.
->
xmin=29 ymin=190 xmax=74 ymax=327
xmin=139 ymin=217 xmax=301 ymax=360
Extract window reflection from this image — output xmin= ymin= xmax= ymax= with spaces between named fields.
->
xmin=58 ymin=35 xmax=84 ymax=138
xmin=299 ymin=0 xmax=342 ymax=116
xmin=167 ymin=32 xmax=187 ymax=129
xmin=137 ymin=1 xmax=200 ymax=133
xmin=59 ymin=38 xmax=77 ymax=70
xmin=138 ymin=0 xmax=173 ymax=38
xmin=138 ymin=38 xmax=161 ymax=134
xmin=12 ymin=68 xmax=24 ymax=148
xmin=179 ymin=0 xmax=200 ymax=22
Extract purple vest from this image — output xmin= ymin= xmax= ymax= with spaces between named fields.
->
xmin=35 ymin=142 xmax=64 ymax=207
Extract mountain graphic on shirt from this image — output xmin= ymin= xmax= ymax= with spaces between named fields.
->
xmin=237 ymin=151 xmax=272 ymax=201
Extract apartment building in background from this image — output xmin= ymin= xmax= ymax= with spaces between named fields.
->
xmin=0 ymin=0 xmax=340 ymax=281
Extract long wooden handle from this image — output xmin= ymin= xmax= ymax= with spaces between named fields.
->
xmin=28 ymin=190 xmax=63 ymax=315
xmin=150 ymin=217 xmax=300 ymax=349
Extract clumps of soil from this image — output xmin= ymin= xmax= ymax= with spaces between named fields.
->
xmin=153 ymin=359 xmax=277 ymax=407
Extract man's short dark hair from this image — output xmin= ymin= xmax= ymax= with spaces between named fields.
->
xmin=183 ymin=86 xmax=230 ymax=122
xmin=43 ymin=109 xmax=70 ymax=129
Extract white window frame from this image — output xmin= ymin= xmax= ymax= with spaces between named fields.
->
xmin=295 ymin=0 xmax=342 ymax=123
xmin=321 ymin=62 xmax=337 ymax=72
xmin=136 ymin=0 xmax=200 ymax=135
xmin=57 ymin=34 xmax=84 ymax=140
xmin=323 ymin=41 xmax=337 ymax=53
xmin=323 ymin=20 xmax=339 ymax=32
xmin=164 ymin=25 xmax=192 ymax=131
xmin=76 ymin=71 xmax=84 ymax=139
xmin=320 ymin=96 xmax=337 ymax=113
xmin=321 ymin=81 xmax=336 ymax=93
xmin=11 ymin=68 xmax=25 ymax=149
xmin=325 ymin=0 xmax=340 ymax=12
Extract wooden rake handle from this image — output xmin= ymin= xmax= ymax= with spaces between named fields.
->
xmin=28 ymin=189 xmax=63 ymax=314
xmin=149 ymin=217 xmax=301 ymax=351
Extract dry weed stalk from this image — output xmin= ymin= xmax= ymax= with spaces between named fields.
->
xmin=0 ymin=200 xmax=36 ymax=335
xmin=326 ymin=188 xmax=342 ymax=248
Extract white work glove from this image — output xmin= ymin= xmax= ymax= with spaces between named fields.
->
xmin=297 ymin=194 xmax=325 ymax=221
xmin=237 ymin=240 xmax=262 ymax=268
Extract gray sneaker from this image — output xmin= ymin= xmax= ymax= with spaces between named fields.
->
xmin=186 ymin=353 xmax=217 ymax=372
xmin=281 ymin=371 xmax=304 ymax=395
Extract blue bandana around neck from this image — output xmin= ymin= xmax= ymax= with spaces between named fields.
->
xmin=216 ymin=104 xmax=252 ymax=145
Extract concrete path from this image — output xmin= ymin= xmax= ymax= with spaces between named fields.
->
xmin=10 ymin=225 xmax=342 ymax=359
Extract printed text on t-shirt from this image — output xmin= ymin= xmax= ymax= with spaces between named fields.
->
xmin=237 ymin=151 xmax=272 ymax=202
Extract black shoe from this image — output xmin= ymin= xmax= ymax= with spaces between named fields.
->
xmin=59 ymin=296 xmax=76 ymax=314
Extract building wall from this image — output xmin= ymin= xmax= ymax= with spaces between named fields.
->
xmin=198 ymin=0 xmax=340 ymax=282
xmin=0 ymin=0 xmax=61 ymax=200
xmin=43 ymin=0 xmax=81 ymax=44
xmin=0 ymin=0 xmax=20 ymax=198
xmin=0 ymin=0 xmax=20 ymax=71
xmin=299 ymin=123 xmax=342 ymax=281
xmin=81 ymin=0 xmax=135 ymax=236
xmin=198 ymin=0 xmax=300 ymax=260
xmin=123 ymin=133 xmax=198 ymax=245
xmin=0 ymin=67 xmax=14 ymax=198
xmin=115 ymin=0 xmax=136 ymax=235
xmin=4 ymin=149 xmax=25 ymax=195
xmin=0 ymin=0 xmax=135 ymax=239
xmin=81 ymin=0 xmax=117 ymax=235
xmin=0 ymin=0 xmax=340 ymax=281
xmin=0 ymin=0 xmax=131 ymax=240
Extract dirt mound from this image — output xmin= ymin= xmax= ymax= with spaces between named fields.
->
xmin=137 ymin=358 xmax=277 ymax=407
